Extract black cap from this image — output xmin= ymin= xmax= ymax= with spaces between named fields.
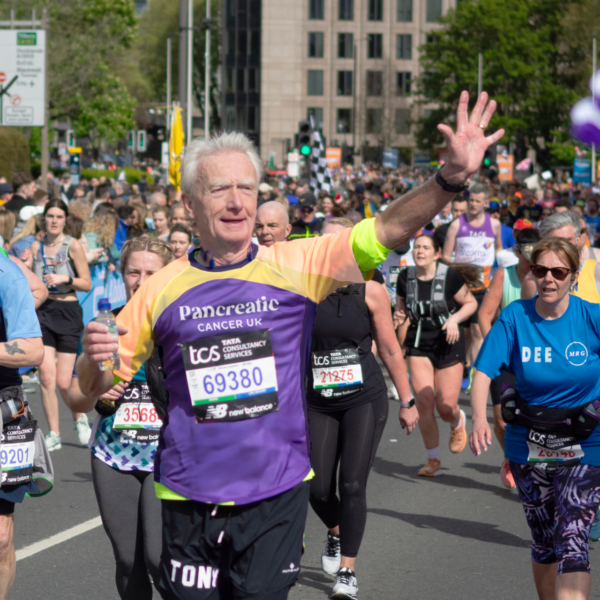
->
xmin=0 ymin=183 xmax=13 ymax=195
xmin=298 ymin=192 xmax=317 ymax=208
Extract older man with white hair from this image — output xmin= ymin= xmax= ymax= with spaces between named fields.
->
xmin=77 ymin=92 xmax=503 ymax=600
xmin=255 ymin=201 xmax=291 ymax=247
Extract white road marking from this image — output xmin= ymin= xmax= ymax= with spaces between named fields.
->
xmin=16 ymin=516 xmax=102 ymax=561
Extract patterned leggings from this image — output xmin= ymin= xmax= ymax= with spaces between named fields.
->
xmin=510 ymin=461 xmax=600 ymax=574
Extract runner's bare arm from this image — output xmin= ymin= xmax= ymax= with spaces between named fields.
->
xmin=442 ymin=219 xmax=459 ymax=261
xmin=9 ymin=255 xmax=48 ymax=308
xmin=520 ymin=271 xmax=537 ymax=300
xmin=0 ymin=337 xmax=44 ymax=368
xmin=479 ymin=269 xmax=504 ymax=337
xmin=374 ymin=92 xmax=505 ymax=250
xmin=67 ymin=375 xmax=128 ymax=414
xmin=76 ymin=321 xmax=128 ymax=397
xmin=492 ymin=219 xmax=503 ymax=253
xmin=469 ymin=369 xmax=493 ymax=456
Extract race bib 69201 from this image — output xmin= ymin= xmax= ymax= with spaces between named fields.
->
xmin=1 ymin=420 xmax=36 ymax=485
xmin=180 ymin=329 xmax=279 ymax=422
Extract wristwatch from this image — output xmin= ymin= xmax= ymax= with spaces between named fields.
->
xmin=435 ymin=170 xmax=468 ymax=194
xmin=66 ymin=276 xmax=73 ymax=286
xmin=400 ymin=398 xmax=415 ymax=408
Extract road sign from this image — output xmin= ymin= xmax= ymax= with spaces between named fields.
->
xmin=0 ymin=30 xmax=46 ymax=126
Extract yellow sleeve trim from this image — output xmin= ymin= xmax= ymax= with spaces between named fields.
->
xmin=303 ymin=468 xmax=315 ymax=482
xmin=349 ymin=218 xmax=390 ymax=273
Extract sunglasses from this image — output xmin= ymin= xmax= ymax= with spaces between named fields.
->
xmin=530 ymin=265 xmax=572 ymax=281
xmin=300 ymin=206 xmax=315 ymax=213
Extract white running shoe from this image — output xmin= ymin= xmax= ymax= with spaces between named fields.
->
xmin=387 ymin=384 xmax=400 ymax=401
xmin=45 ymin=431 xmax=62 ymax=452
xmin=321 ymin=532 xmax=341 ymax=575
xmin=75 ymin=415 xmax=92 ymax=445
xmin=331 ymin=567 xmax=358 ymax=599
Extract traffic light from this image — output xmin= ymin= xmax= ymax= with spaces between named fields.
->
xmin=66 ymin=130 xmax=75 ymax=149
xmin=297 ymin=120 xmax=312 ymax=156
xmin=127 ymin=130 xmax=135 ymax=150
xmin=482 ymin=143 xmax=498 ymax=179
xmin=137 ymin=130 xmax=147 ymax=152
xmin=342 ymin=144 xmax=354 ymax=165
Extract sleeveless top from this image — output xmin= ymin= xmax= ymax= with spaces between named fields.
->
xmin=501 ymin=265 xmax=521 ymax=309
xmin=33 ymin=235 xmax=77 ymax=295
xmin=454 ymin=213 xmax=496 ymax=289
xmin=571 ymin=258 xmax=600 ymax=304
xmin=306 ymin=283 xmax=386 ymax=412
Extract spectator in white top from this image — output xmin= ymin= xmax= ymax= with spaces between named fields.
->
xmin=19 ymin=189 xmax=48 ymax=223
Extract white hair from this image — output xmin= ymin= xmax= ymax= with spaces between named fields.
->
xmin=181 ymin=132 xmax=264 ymax=199
xmin=257 ymin=201 xmax=289 ymax=227
xmin=539 ymin=210 xmax=582 ymax=238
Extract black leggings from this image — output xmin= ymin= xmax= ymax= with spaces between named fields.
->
xmin=91 ymin=455 xmax=162 ymax=600
xmin=308 ymin=394 xmax=388 ymax=558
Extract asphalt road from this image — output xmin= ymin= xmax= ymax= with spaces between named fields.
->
xmin=9 ymin=380 xmax=600 ymax=600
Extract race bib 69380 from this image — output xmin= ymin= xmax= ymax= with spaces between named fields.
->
xmin=180 ymin=329 xmax=279 ymax=422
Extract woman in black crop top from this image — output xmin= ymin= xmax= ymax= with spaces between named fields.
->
xmin=307 ymin=219 xmax=418 ymax=599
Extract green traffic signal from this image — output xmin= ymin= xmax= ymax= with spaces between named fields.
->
xmin=483 ymin=157 xmax=491 ymax=167
xmin=300 ymin=144 xmax=311 ymax=156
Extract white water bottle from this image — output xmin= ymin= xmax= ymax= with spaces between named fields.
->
xmin=95 ymin=298 xmax=120 ymax=372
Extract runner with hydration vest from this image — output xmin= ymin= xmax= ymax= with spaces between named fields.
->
xmin=68 ymin=237 xmax=174 ymax=599
xmin=395 ymin=233 xmax=479 ymax=476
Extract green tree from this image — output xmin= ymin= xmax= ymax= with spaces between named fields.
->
xmin=415 ymin=0 xmax=584 ymax=167
xmin=137 ymin=0 xmax=221 ymax=129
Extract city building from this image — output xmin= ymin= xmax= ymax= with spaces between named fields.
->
xmin=222 ymin=0 xmax=462 ymax=166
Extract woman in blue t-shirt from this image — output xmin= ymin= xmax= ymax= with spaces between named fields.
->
xmin=471 ymin=237 xmax=600 ymax=600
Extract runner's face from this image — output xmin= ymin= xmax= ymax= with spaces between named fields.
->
xmin=533 ymin=250 xmax=574 ymax=305
xmin=451 ymin=201 xmax=467 ymax=219
xmin=413 ymin=236 xmax=440 ymax=267
xmin=467 ymin=193 xmax=486 ymax=216
xmin=153 ymin=211 xmax=169 ymax=234
xmin=171 ymin=207 xmax=188 ymax=226
xmin=44 ymin=207 xmax=66 ymax=236
xmin=255 ymin=207 xmax=289 ymax=246
xmin=169 ymin=232 xmax=190 ymax=259
xmin=550 ymin=225 xmax=583 ymax=250
xmin=123 ymin=251 xmax=166 ymax=299
xmin=185 ymin=152 xmax=257 ymax=250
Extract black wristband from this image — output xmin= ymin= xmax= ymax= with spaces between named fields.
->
xmin=67 ymin=276 xmax=73 ymax=286
xmin=435 ymin=170 xmax=468 ymax=194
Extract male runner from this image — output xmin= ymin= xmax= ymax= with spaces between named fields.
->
xmin=443 ymin=183 xmax=502 ymax=377
xmin=254 ymin=201 xmax=291 ymax=247
xmin=77 ymin=91 xmax=503 ymax=600
xmin=0 ymin=253 xmax=45 ymax=600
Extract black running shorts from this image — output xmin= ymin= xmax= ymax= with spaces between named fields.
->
xmin=37 ymin=299 xmax=84 ymax=354
xmin=405 ymin=334 xmax=466 ymax=370
xmin=158 ymin=481 xmax=309 ymax=600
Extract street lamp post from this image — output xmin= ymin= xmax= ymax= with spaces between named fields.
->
xmin=204 ymin=0 xmax=211 ymax=140
xmin=186 ymin=0 xmax=193 ymax=144
xmin=593 ymin=35 xmax=597 ymax=183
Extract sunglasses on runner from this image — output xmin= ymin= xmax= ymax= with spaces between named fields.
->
xmin=530 ymin=265 xmax=572 ymax=281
